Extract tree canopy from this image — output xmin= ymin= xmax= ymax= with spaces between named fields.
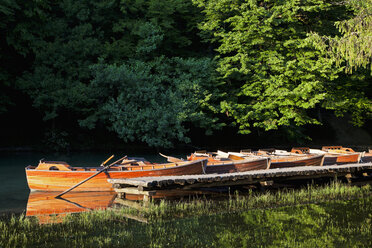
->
xmin=0 ymin=0 xmax=370 ymax=148
xmin=311 ymin=0 xmax=372 ymax=73
xmin=85 ymin=57 xmax=218 ymax=147
xmin=195 ymin=0 xmax=371 ymax=139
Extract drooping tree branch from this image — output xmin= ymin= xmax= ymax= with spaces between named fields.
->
xmin=310 ymin=0 xmax=372 ymax=73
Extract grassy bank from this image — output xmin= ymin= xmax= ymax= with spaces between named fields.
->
xmin=143 ymin=181 xmax=372 ymax=220
xmin=1 ymin=181 xmax=372 ymax=247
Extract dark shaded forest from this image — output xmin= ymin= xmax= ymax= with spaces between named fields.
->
xmin=0 ymin=0 xmax=371 ymax=152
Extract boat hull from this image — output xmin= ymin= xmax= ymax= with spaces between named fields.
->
xmin=270 ymin=154 xmax=324 ymax=169
xmin=361 ymin=153 xmax=372 ymax=163
xmin=291 ymin=146 xmax=362 ymax=165
xmin=323 ymin=153 xmax=361 ymax=165
xmin=26 ymin=159 xmax=207 ymax=192
xmin=205 ymin=158 xmax=270 ymax=174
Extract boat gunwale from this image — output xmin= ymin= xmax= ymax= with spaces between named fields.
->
xmin=207 ymin=157 xmax=269 ymax=167
xmin=323 ymin=152 xmax=361 ymax=157
xmin=236 ymin=152 xmax=324 ymax=163
xmin=270 ymin=154 xmax=325 ymax=164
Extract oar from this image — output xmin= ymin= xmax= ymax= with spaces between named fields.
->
xmin=159 ymin=153 xmax=184 ymax=162
xmin=55 ymin=155 xmax=126 ymax=198
xmin=227 ymin=154 xmax=245 ymax=160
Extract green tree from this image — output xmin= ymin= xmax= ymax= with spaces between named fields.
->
xmin=311 ymin=0 xmax=372 ymax=73
xmin=9 ymin=0 xmax=121 ymax=121
xmin=309 ymin=0 xmax=372 ymax=126
xmin=4 ymin=0 xmax=218 ymax=147
xmin=194 ymin=0 xmax=371 ymax=140
xmin=86 ymin=57 xmax=218 ymax=147
xmin=0 ymin=0 xmax=19 ymax=113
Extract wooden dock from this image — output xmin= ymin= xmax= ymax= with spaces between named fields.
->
xmin=108 ymin=163 xmax=372 ymax=201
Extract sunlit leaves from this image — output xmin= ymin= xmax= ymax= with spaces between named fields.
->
xmin=196 ymin=0 xmax=341 ymax=137
xmin=196 ymin=0 xmax=371 ymax=139
xmin=310 ymin=0 xmax=372 ymax=73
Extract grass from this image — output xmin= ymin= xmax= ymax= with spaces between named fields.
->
xmin=141 ymin=180 xmax=372 ymax=220
xmin=1 ymin=181 xmax=372 ymax=247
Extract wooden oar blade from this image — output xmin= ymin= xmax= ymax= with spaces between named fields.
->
xmin=228 ymin=154 xmax=245 ymax=160
xmin=102 ymin=155 xmax=114 ymax=165
xmin=159 ymin=153 xmax=183 ymax=162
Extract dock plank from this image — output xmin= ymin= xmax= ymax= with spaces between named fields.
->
xmin=108 ymin=163 xmax=372 ymax=190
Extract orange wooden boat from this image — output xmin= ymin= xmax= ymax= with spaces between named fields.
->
xmin=291 ymin=147 xmax=361 ymax=165
xmin=361 ymin=149 xmax=372 ymax=163
xmin=322 ymin=146 xmax=356 ymax=153
xmin=186 ymin=152 xmax=270 ymax=173
xmin=25 ymin=159 xmax=207 ymax=192
xmin=26 ymin=191 xmax=116 ymax=224
xmin=226 ymin=150 xmax=325 ymax=169
xmin=267 ymin=154 xmax=324 ymax=169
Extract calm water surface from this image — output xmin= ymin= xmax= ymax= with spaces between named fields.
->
xmin=0 ymin=152 xmax=169 ymax=213
xmin=1 ymin=152 xmax=371 ymax=247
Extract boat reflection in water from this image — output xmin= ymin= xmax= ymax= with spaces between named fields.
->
xmin=26 ymin=191 xmax=116 ymax=224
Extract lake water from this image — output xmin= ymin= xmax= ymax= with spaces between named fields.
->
xmin=1 ymin=152 xmax=372 ymax=247
xmin=0 ymin=151 xmax=169 ymax=214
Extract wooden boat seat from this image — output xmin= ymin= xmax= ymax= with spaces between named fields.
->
xmin=258 ymin=148 xmax=276 ymax=154
xmin=35 ymin=161 xmax=72 ymax=171
xmin=118 ymin=162 xmax=184 ymax=171
xmin=70 ymin=167 xmax=99 ymax=171
xmin=193 ymin=153 xmax=210 ymax=157
xmin=135 ymin=161 xmax=147 ymax=166
xmin=291 ymin=147 xmax=310 ymax=154
xmin=118 ymin=159 xmax=143 ymax=165
xmin=322 ymin=146 xmax=355 ymax=153
xmin=227 ymin=154 xmax=245 ymax=160
xmin=195 ymin=150 xmax=207 ymax=154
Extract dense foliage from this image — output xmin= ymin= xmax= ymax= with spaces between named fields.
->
xmin=311 ymin=0 xmax=372 ymax=73
xmin=87 ymin=57 xmax=218 ymax=147
xmin=0 ymin=0 xmax=370 ymax=148
xmin=194 ymin=0 xmax=371 ymax=138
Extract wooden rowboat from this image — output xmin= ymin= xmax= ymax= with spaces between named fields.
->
xmin=265 ymin=154 xmax=324 ymax=169
xmin=25 ymin=159 xmax=207 ymax=192
xmin=240 ymin=149 xmax=325 ymax=169
xmin=291 ymin=147 xmax=361 ymax=165
xmin=322 ymin=146 xmax=356 ymax=153
xmin=361 ymin=149 xmax=372 ymax=163
xmin=185 ymin=152 xmax=270 ymax=173
xmin=232 ymin=150 xmax=325 ymax=169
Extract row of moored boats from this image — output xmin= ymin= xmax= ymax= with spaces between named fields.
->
xmin=25 ymin=146 xmax=372 ymax=192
